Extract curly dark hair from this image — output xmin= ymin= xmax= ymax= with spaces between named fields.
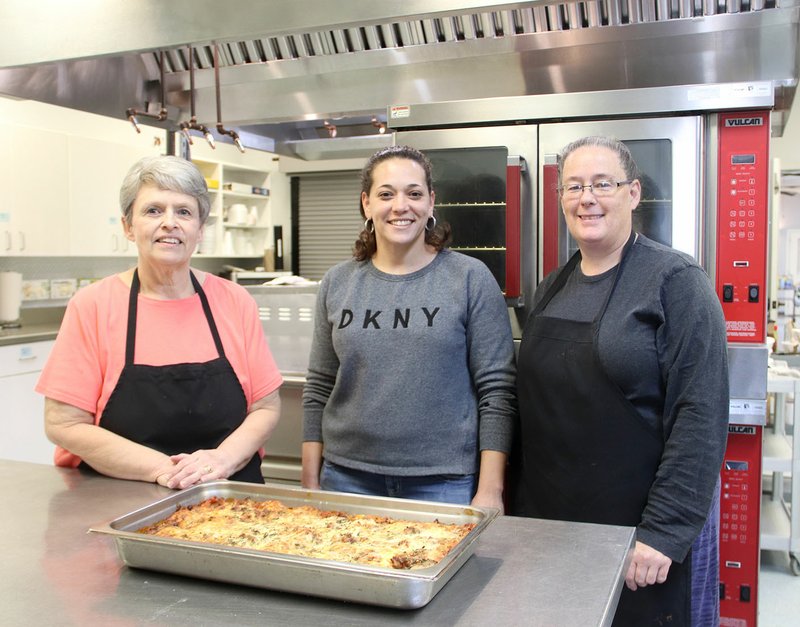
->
xmin=353 ymin=145 xmax=451 ymax=261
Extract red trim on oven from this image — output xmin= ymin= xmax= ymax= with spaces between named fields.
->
xmin=542 ymin=163 xmax=560 ymax=277
xmin=505 ymin=163 xmax=521 ymax=298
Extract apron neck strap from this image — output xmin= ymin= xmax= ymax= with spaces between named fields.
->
xmin=125 ymin=269 xmax=226 ymax=365
xmin=125 ymin=270 xmax=141 ymax=364
xmin=191 ymin=272 xmax=227 ymax=358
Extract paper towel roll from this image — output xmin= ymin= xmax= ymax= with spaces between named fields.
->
xmin=0 ymin=271 xmax=23 ymax=323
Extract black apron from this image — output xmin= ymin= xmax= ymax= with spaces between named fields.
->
xmin=97 ymin=269 xmax=263 ymax=483
xmin=513 ymin=234 xmax=691 ymax=626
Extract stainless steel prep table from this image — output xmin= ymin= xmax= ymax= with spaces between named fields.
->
xmin=1 ymin=459 xmax=634 ymax=626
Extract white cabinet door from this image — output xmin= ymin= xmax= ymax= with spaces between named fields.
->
xmin=0 ymin=341 xmax=56 ymax=464
xmin=0 ymin=125 xmax=70 ymax=255
xmin=67 ymin=135 xmax=161 ymax=255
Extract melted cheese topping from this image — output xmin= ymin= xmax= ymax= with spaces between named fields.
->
xmin=137 ymin=496 xmax=475 ymax=570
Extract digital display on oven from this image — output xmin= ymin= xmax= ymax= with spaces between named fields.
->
xmin=724 ymin=460 xmax=749 ymax=471
xmin=731 ymin=154 xmax=756 ymax=165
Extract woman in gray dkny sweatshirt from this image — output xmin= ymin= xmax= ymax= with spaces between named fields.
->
xmin=301 ymin=146 xmax=517 ymax=511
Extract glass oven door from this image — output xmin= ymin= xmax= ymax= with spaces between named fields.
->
xmin=538 ymin=116 xmax=703 ymax=280
xmin=395 ymin=125 xmax=537 ymax=305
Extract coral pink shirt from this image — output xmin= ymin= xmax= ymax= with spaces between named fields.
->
xmin=36 ymin=272 xmax=283 ymax=466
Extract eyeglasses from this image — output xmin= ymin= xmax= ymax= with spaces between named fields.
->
xmin=558 ymin=179 xmax=633 ymax=198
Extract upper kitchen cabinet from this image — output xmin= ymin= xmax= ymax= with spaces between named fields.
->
xmin=0 ymin=124 xmax=70 ymax=255
xmin=67 ymin=135 xmax=163 ymax=256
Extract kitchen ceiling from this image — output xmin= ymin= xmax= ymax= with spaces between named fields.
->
xmin=0 ymin=0 xmax=798 ymax=158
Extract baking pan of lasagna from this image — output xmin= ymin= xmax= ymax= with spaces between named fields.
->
xmin=89 ymin=481 xmax=499 ymax=609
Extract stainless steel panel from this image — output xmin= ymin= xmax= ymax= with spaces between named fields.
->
xmin=89 ymin=481 xmax=499 ymax=609
xmin=389 ymin=82 xmax=774 ymax=129
xmin=247 ymin=284 xmax=317 ymax=376
xmin=1 ymin=3 xmax=796 ymax=157
xmin=262 ymin=377 xmax=303 ymax=477
xmin=728 ymin=343 xmax=768 ymax=400
xmin=728 ymin=343 xmax=768 ymax=426
xmin=704 ymin=113 xmax=720 ymax=285
xmin=395 ymin=125 xmax=537 ymax=163
xmin=2 ymin=0 xmax=539 ymax=68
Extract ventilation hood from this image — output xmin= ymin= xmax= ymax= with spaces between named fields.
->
xmin=0 ymin=0 xmax=798 ymax=159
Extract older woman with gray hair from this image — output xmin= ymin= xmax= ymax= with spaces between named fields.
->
xmin=38 ymin=155 xmax=282 ymax=488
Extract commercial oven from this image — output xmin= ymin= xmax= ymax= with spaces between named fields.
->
xmin=391 ymin=82 xmax=772 ymax=626
xmin=386 ymin=124 xmax=537 ymax=312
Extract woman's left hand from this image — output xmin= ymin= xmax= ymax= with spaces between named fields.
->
xmin=163 ymin=450 xmax=234 ymax=489
xmin=625 ymin=541 xmax=672 ymax=591
xmin=471 ymin=450 xmax=507 ymax=514
xmin=471 ymin=489 xmax=505 ymax=514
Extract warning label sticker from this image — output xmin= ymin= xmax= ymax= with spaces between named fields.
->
xmin=725 ymin=320 xmax=757 ymax=338
xmin=390 ymin=105 xmax=410 ymax=119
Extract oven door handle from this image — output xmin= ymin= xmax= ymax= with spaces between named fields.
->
xmin=506 ymin=156 xmax=524 ymax=300
xmin=542 ymin=160 xmax=560 ymax=278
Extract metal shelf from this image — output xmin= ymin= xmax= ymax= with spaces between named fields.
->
xmin=761 ymin=498 xmax=792 ymax=552
xmin=762 ymin=373 xmax=800 ymax=572
xmin=763 ymin=431 xmax=793 ymax=473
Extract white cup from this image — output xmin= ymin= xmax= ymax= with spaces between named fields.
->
xmin=247 ymin=206 xmax=259 ymax=226
xmin=227 ymin=204 xmax=248 ymax=225
xmin=223 ymin=231 xmax=235 ymax=255
xmin=234 ymin=231 xmax=249 ymax=255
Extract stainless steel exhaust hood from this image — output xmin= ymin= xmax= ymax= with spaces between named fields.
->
xmin=0 ymin=0 xmax=797 ymax=158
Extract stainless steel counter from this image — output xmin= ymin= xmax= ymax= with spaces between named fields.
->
xmin=0 ymin=322 xmax=59 ymax=346
xmin=1 ymin=460 xmax=634 ymax=626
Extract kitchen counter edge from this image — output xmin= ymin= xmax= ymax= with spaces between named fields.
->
xmin=0 ymin=323 xmax=60 ymax=346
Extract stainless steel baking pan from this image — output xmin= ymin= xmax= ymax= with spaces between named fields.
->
xmin=89 ymin=481 xmax=499 ymax=609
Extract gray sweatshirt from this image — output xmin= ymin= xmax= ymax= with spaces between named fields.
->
xmin=303 ymin=249 xmax=517 ymax=476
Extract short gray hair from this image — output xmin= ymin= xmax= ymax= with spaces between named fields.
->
xmin=557 ymin=136 xmax=640 ymax=183
xmin=119 ymin=155 xmax=211 ymax=225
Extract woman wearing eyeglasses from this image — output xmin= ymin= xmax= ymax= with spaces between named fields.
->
xmin=512 ymin=136 xmax=728 ymax=626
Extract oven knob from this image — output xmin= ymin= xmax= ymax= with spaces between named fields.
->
xmin=723 ymin=284 xmax=734 ymax=302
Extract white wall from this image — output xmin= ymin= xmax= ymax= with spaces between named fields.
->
xmin=773 ymin=97 xmax=800 ymax=288
xmin=772 ymin=104 xmax=800 ymax=171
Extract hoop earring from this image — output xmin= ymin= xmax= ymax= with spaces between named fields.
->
xmin=364 ymin=218 xmax=375 ymax=234
xmin=425 ymin=215 xmax=437 ymax=231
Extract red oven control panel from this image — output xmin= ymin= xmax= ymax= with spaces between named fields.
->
xmin=719 ymin=425 xmax=762 ymax=625
xmin=716 ymin=111 xmax=769 ymax=627
xmin=715 ymin=110 xmax=770 ymax=344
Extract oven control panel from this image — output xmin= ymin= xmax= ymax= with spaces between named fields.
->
xmin=719 ymin=422 xmax=762 ymax=624
xmin=716 ymin=110 xmax=770 ymax=344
